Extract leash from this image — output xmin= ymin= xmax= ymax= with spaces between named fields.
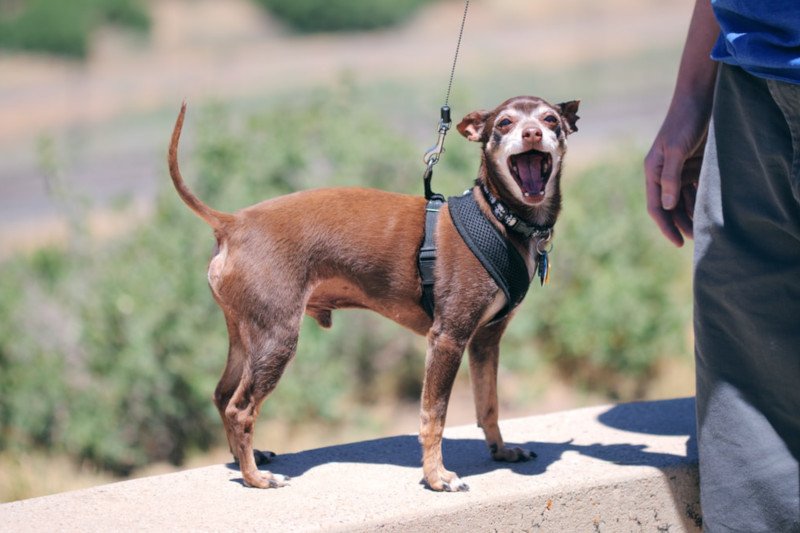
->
xmin=422 ymin=0 xmax=470 ymax=201
xmin=418 ymin=0 xmax=470 ymax=317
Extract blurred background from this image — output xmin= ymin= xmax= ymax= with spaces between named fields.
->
xmin=0 ymin=0 xmax=696 ymax=502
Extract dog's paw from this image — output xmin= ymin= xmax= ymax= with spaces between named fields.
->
xmin=491 ymin=445 xmax=536 ymax=463
xmin=244 ymin=472 xmax=290 ymax=489
xmin=425 ymin=470 xmax=469 ymax=492
xmin=442 ymin=477 xmax=470 ymax=492
xmin=266 ymin=473 xmax=290 ymax=489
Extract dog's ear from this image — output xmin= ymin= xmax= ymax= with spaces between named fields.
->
xmin=457 ymin=110 xmax=490 ymax=142
xmin=557 ymin=100 xmax=580 ymax=134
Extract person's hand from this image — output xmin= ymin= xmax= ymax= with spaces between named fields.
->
xmin=644 ymin=101 xmax=709 ymax=247
xmin=644 ymin=0 xmax=719 ymax=247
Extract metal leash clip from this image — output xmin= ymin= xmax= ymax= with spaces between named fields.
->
xmin=423 ymin=105 xmax=452 ymax=167
xmin=422 ymin=106 xmax=451 ymax=200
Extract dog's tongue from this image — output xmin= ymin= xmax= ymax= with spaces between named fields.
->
xmin=515 ymin=152 xmax=545 ymax=196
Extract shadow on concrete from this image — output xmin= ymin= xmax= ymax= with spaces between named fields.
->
xmin=227 ymin=398 xmax=698 ymax=487
xmin=598 ymin=397 xmax=701 ymax=530
xmin=596 ymin=397 xmax=698 ymax=470
xmin=597 ymin=397 xmax=696 ymax=437
xmin=223 ymin=398 xmax=702 ymax=529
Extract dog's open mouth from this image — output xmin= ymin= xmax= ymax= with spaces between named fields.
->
xmin=509 ymin=149 xmax=552 ymax=201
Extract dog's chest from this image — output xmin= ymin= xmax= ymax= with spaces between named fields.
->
xmin=447 ymin=192 xmax=532 ymax=321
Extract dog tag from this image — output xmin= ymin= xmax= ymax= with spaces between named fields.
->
xmin=537 ymin=252 xmax=550 ymax=286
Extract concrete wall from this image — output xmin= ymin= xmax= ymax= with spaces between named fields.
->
xmin=0 ymin=398 xmax=701 ymax=532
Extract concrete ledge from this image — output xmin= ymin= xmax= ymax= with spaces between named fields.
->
xmin=0 ymin=398 xmax=700 ymax=532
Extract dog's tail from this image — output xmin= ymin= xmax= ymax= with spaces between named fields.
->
xmin=168 ymin=101 xmax=232 ymax=230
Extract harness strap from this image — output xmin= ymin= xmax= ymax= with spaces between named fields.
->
xmin=447 ymin=190 xmax=531 ymax=321
xmin=418 ymin=195 xmax=445 ymax=317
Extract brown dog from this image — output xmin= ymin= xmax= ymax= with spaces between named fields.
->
xmin=168 ymin=96 xmax=579 ymax=491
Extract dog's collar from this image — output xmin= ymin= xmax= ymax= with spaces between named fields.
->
xmin=479 ymin=183 xmax=553 ymax=240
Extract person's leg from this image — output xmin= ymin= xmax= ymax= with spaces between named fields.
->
xmin=693 ymin=64 xmax=800 ymax=533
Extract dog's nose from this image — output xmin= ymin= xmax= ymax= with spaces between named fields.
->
xmin=522 ymin=127 xmax=543 ymax=143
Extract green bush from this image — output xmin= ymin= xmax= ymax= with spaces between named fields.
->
xmin=0 ymin=0 xmax=150 ymax=58
xmin=254 ymin=0 xmax=432 ymax=32
xmin=0 ymin=86 xmax=691 ymax=474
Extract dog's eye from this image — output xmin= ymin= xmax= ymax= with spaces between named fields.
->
xmin=497 ymin=118 xmax=513 ymax=128
xmin=544 ymin=115 xmax=559 ymax=125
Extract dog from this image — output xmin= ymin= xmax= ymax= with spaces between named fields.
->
xmin=167 ymin=95 xmax=579 ymax=491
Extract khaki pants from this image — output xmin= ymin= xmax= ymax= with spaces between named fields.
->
xmin=694 ymin=64 xmax=800 ymax=532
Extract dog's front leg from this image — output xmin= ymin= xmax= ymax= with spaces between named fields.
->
xmin=419 ymin=324 xmax=470 ymax=492
xmin=468 ymin=323 xmax=535 ymax=463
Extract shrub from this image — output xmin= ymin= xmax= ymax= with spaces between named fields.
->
xmin=0 ymin=0 xmax=150 ymax=58
xmin=254 ymin=0 xmax=432 ymax=33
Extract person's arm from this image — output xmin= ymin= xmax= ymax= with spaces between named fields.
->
xmin=644 ymin=0 xmax=720 ymax=247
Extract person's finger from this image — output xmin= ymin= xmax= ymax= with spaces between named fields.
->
xmin=659 ymin=146 xmax=685 ymax=210
xmin=645 ymin=145 xmax=685 ymax=247
xmin=646 ymin=183 xmax=685 ymax=247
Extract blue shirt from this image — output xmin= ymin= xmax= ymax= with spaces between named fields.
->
xmin=711 ymin=0 xmax=800 ymax=84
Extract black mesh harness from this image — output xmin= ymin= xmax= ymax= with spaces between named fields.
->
xmin=418 ymin=188 xmax=540 ymax=323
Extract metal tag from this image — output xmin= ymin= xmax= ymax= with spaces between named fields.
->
xmin=537 ymin=251 xmax=550 ymax=286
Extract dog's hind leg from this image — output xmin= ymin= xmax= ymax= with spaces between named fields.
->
xmin=468 ymin=322 xmax=535 ymax=463
xmin=223 ymin=317 xmax=300 ymax=489
xmin=213 ymin=315 xmax=274 ymax=467
xmin=214 ymin=315 xmax=244 ymax=461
